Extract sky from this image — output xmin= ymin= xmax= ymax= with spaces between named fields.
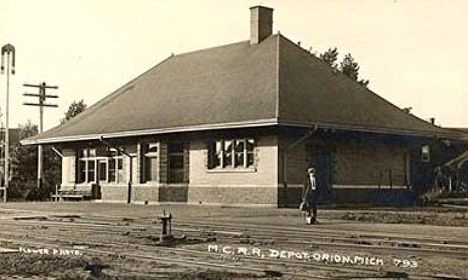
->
xmin=0 ymin=0 xmax=467 ymax=131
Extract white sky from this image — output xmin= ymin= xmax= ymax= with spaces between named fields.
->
xmin=0 ymin=0 xmax=467 ymax=131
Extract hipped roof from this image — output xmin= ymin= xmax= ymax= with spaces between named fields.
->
xmin=23 ymin=34 xmax=461 ymax=145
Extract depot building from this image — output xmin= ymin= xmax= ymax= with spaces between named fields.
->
xmin=22 ymin=6 xmax=465 ymax=207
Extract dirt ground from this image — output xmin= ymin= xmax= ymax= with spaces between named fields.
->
xmin=0 ymin=202 xmax=466 ymax=279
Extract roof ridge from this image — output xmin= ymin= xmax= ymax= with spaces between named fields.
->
xmin=172 ymin=40 xmax=249 ymax=58
xmin=173 ymin=34 xmax=281 ymax=58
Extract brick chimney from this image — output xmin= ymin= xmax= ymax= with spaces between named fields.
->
xmin=250 ymin=6 xmax=273 ymax=45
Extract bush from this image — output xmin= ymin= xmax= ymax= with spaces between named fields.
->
xmin=418 ymin=187 xmax=444 ymax=206
xmin=26 ymin=184 xmax=55 ymax=201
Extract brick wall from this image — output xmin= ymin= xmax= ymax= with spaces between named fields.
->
xmin=278 ymin=137 xmax=308 ymax=185
xmin=101 ymin=185 xmax=128 ymax=201
xmin=60 ymin=134 xmax=279 ymax=205
xmin=277 ymin=135 xmax=311 ymax=207
xmin=278 ymin=133 xmax=410 ymax=206
xmin=159 ymin=185 xmax=188 ymax=202
xmin=131 ymin=185 xmax=159 ymax=203
xmin=159 ymin=142 xmax=168 ymax=184
xmin=334 ymin=188 xmax=414 ymax=206
xmin=136 ymin=143 xmax=142 ymax=184
xmin=334 ymin=144 xmax=407 ymax=186
xmin=183 ymin=142 xmax=190 ymax=183
xmin=131 ymin=156 xmax=138 ymax=184
xmin=188 ymin=134 xmax=279 ymax=205
xmin=58 ymin=132 xmax=411 ymax=206
xmin=188 ymin=186 xmax=277 ymax=206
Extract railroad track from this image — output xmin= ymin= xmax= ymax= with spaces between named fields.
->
xmin=0 ymin=234 xmax=379 ymax=279
xmin=0 ymin=214 xmax=466 ymax=279
xmin=66 ymin=215 xmax=468 ymax=254
xmin=77 ymin=213 xmax=468 ymax=246
xmin=0 ymin=229 xmax=443 ymax=280
xmin=1 ymin=215 xmax=468 ymax=257
xmin=6 ymin=209 xmax=466 ymax=245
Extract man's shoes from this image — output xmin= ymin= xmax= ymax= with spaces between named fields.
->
xmin=306 ymin=216 xmax=318 ymax=224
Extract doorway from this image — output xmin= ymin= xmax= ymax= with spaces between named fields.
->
xmin=306 ymin=148 xmax=334 ymax=203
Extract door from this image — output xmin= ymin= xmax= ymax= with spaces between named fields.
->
xmin=307 ymin=149 xmax=333 ymax=203
xmin=97 ymin=159 xmax=108 ymax=183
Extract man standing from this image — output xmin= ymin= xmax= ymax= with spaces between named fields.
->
xmin=301 ymin=167 xmax=318 ymax=224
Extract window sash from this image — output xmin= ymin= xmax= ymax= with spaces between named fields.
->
xmin=98 ymin=160 xmax=107 ymax=182
xmin=209 ymin=138 xmax=255 ymax=169
xmin=144 ymin=156 xmax=158 ymax=182
xmin=141 ymin=142 xmax=159 ymax=183
xmin=77 ymin=148 xmax=124 ymax=184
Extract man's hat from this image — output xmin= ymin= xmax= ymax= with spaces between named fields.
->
xmin=307 ymin=167 xmax=315 ymax=173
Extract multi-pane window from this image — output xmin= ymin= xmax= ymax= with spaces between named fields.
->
xmin=77 ymin=147 xmax=124 ymax=184
xmin=98 ymin=160 xmax=107 ymax=181
xmin=208 ymin=139 xmax=255 ymax=169
xmin=169 ymin=143 xmax=185 ymax=183
xmin=142 ymin=143 xmax=158 ymax=182
xmin=108 ymin=155 xmax=116 ymax=182
xmin=108 ymin=149 xmax=124 ymax=183
xmin=78 ymin=148 xmax=97 ymax=183
xmin=78 ymin=150 xmax=88 ymax=183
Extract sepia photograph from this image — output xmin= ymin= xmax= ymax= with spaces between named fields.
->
xmin=0 ymin=0 xmax=467 ymax=279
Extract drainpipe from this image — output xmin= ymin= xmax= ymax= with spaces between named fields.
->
xmin=99 ymin=136 xmax=133 ymax=204
xmin=282 ymin=125 xmax=318 ymax=188
xmin=51 ymin=146 xmax=63 ymax=199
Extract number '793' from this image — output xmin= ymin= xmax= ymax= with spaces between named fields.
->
xmin=393 ymin=258 xmax=418 ymax=268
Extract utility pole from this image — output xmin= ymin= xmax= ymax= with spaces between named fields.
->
xmin=23 ymin=82 xmax=58 ymax=189
xmin=1 ymin=43 xmax=15 ymax=203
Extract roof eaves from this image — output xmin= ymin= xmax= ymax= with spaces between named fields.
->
xmin=278 ymin=120 xmax=462 ymax=139
xmin=21 ymin=118 xmax=279 ymax=145
xmin=446 ymin=128 xmax=468 ymax=141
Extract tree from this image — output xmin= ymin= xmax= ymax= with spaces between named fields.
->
xmin=319 ymin=47 xmax=339 ymax=69
xmin=10 ymin=121 xmax=61 ymax=200
xmin=61 ymin=99 xmax=87 ymax=124
xmin=319 ymin=48 xmax=369 ymax=87
xmin=9 ymin=99 xmax=88 ymax=200
xmin=9 ymin=121 xmax=39 ymax=199
xmin=339 ymin=53 xmax=369 ymax=87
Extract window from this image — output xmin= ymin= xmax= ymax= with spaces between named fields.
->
xmin=108 ymin=156 xmax=116 ymax=182
xmin=208 ymin=139 xmax=255 ymax=169
xmin=169 ymin=143 xmax=184 ymax=169
xmin=108 ymin=149 xmax=123 ymax=183
xmin=169 ymin=143 xmax=185 ymax=183
xmin=142 ymin=143 xmax=158 ymax=182
xmin=78 ymin=150 xmax=87 ymax=183
xmin=98 ymin=160 xmax=107 ymax=181
xmin=77 ymin=148 xmax=97 ymax=183
xmin=421 ymin=145 xmax=430 ymax=162
xmin=76 ymin=147 xmax=124 ymax=184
